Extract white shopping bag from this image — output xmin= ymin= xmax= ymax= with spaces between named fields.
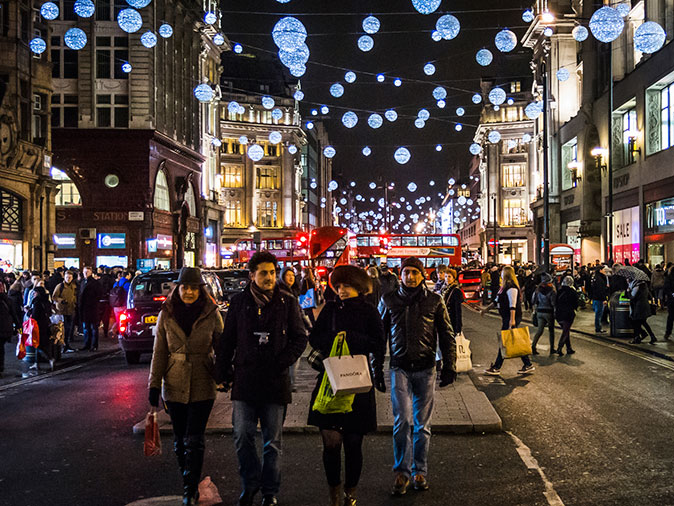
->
xmin=455 ymin=332 xmax=473 ymax=373
xmin=323 ymin=354 xmax=373 ymax=395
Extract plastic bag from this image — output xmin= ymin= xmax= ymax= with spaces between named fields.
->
xmin=312 ymin=332 xmax=355 ymax=414
xmin=16 ymin=334 xmax=27 ymax=360
xmin=197 ymin=476 xmax=223 ymax=506
xmin=23 ymin=318 xmax=39 ymax=348
xmin=144 ymin=411 xmax=162 ymax=456
xmin=455 ymin=332 xmax=472 ymax=373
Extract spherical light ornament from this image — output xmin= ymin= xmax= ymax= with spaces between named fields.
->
xmin=431 ymin=30 xmax=442 ymax=42
xmin=544 ymin=27 xmax=554 ymax=37
xmin=228 ymin=101 xmax=240 ymax=114
xmin=507 ymin=98 xmax=515 ymax=105
xmin=213 ymin=34 xmax=225 ymax=46
xmin=436 ymin=14 xmax=461 ymax=40
xmin=363 ymin=15 xmax=380 ymax=34
xmin=269 ymin=131 xmax=282 ymax=144
xmin=456 ymin=107 xmax=465 ymax=116
xmin=204 ymin=11 xmax=217 ymax=24
xmin=288 ymin=144 xmax=298 ymax=155
xmin=436 ymin=144 xmax=442 ymax=152
xmin=40 ymin=2 xmax=59 ymax=20
xmin=395 ymin=147 xmax=411 ymax=165
xmin=278 ymin=44 xmax=309 ymax=68
xmin=415 ymin=118 xmax=426 ymax=129
xmin=323 ymin=146 xmax=336 ymax=158
xmin=261 ymin=96 xmax=275 ymax=109
xmin=522 ymin=133 xmax=532 ymax=143
xmin=376 ymin=73 xmax=385 ymax=83
xmin=448 ymin=178 xmax=456 ymax=185
xmin=29 ymin=38 xmax=47 ymax=54
xmin=522 ymin=9 xmax=534 ymax=22
xmin=248 ymin=145 xmax=264 ymax=162
xmin=122 ymin=62 xmax=132 ymax=73
xmin=616 ymin=2 xmax=631 ymax=17
xmin=294 ymin=90 xmax=304 ymax=101
xmin=289 ymin=64 xmax=306 ymax=77
xmin=345 ymin=71 xmax=357 ymax=83
xmin=320 ymin=105 xmax=329 ymax=115
xmin=212 ymin=138 xmax=222 ymax=147
xmin=476 ymin=48 xmax=493 ymax=66
xmin=525 ymin=101 xmax=543 ymax=119
xmin=455 ymin=123 xmax=463 ymax=131
xmin=126 ymin=0 xmax=151 ymax=7
xmin=430 ymin=180 xmax=435 ymax=186
xmin=140 ymin=31 xmax=157 ymax=48
xmin=488 ymin=131 xmax=502 ymax=143
xmin=341 ymin=111 xmax=359 ymax=129
xmin=237 ymin=106 xmax=245 ymax=115
xmin=495 ymin=29 xmax=517 ymax=52
xmin=394 ymin=78 xmax=402 ymax=87
xmin=368 ymin=114 xmax=384 ymax=129
xmin=418 ymin=109 xmax=430 ymax=121
xmin=634 ymin=21 xmax=666 ymax=54
xmin=233 ymin=43 xmax=243 ymax=53
xmin=310 ymin=181 xmax=318 ymax=189
xmin=412 ymin=0 xmax=441 ymax=15
xmin=433 ymin=86 xmax=447 ymax=100
xmin=311 ymin=109 xmax=318 ymax=116
xmin=64 ymin=28 xmax=87 ymax=50
xmin=572 ymin=25 xmax=589 ymax=42
xmin=437 ymin=100 xmax=446 ymax=108
xmin=407 ymin=182 xmax=417 ymax=192
xmin=472 ymin=93 xmax=482 ymax=104
xmin=494 ymin=105 xmax=501 ymax=111
xmin=271 ymin=108 xmax=283 ymax=120
xmin=328 ymin=181 xmax=338 ymax=191
xmin=118 ymin=8 xmax=143 ymax=33
xmin=330 ymin=83 xmax=345 ymax=98
xmin=556 ymin=68 xmax=570 ymax=81
xmin=589 ymin=6 xmax=624 ymax=43
xmin=469 ymin=143 xmax=482 ymax=155
xmin=385 ymin=109 xmax=398 ymax=122
xmin=458 ymin=196 xmax=467 ymax=205
xmin=194 ymin=84 xmax=214 ymax=102
xmin=358 ymin=35 xmax=374 ymax=52
xmin=74 ymin=0 xmax=95 ymax=18
xmin=306 ymin=122 xmax=314 ymax=130
xmin=363 ymin=147 xmax=372 ymax=157
xmin=239 ymin=136 xmax=249 ymax=145
xmin=272 ymin=17 xmax=307 ymax=52
xmin=378 ymin=198 xmax=385 ymax=208
xmin=488 ymin=88 xmax=506 ymax=105
xmin=158 ymin=24 xmax=173 ymax=38
xmin=424 ymin=63 xmax=436 ymax=75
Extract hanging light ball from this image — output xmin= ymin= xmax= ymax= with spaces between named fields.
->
xmin=233 ymin=43 xmax=243 ymax=53
xmin=616 ymin=2 xmax=631 ymax=17
xmin=126 ymin=0 xmax=151 ymax=7
xmin=212 ymin=138 xmax=222 ymax=147
xmin=74 ymin=0 xmax=95 ymax=18
xmin=345 ymin=71 xmax=357 ymax=83
xmin=158 ymin=24 xmax=173 ymax=38
xmin=572 ymin=25 xmax=589 ymax=42
xmin=589 ymin=6 xmax=624 ymax=43
xmin=488 ymin=131 xmax=502 ymax=143
xmin=436 ymin=14 xmax=461 ymax=40
xmin=394 ymin=78 xmax=402 ymax=87
xmin=362 ymin=15 xmax=381 ymax=34
xmin=369 ymin=182 xmax=377 ymax=189
xmin=40 ymin=2 xmax=60 ymax=20
xmin=276 ymin=0 xmax=292 ymax=3
xmin=415 ymin=118 xmax=426 ymax=129
xmin=29 ymin=37 xmax=47 ymax=54
xmin=261 ymin=96 xmax=275 ymax=109
xmin=411 ymin=0 xmax=441 ymax=15
xmin=437 ymin=100 xmax=446 ymax=108
xmin=239 ymin=136 xmax=249 ymax=145
xmin=395 ymin=147 xmax=411 ymax=165
xmin=469 ymin=143 xmax=482 ymax=155
xmin=228 ymin=101 xmax=240 ymax=114
xmin=294 ymin=90 xmax=304 ymax=101
xmin=455 ymin=123 xmax=463 ymax=131
xmin=557 ymin=68 xmax=570 ymax=81
xmin=288 ymin=144 xmax=298 ymax=155
xmin=213 ymin=33 xmax=225 ymax=46
xmin=431 ymin=30 xmax=442 ymax=42
xmin=494 ymin=105 xmax=501 ymax=111
xmin=248 ymin=145 xmax=264 ymax=162
xmin=311 ymin=109 xmax=318 ymax=116
xmin=476 ymin=48 xmax=493 ymax=66
xmin=363 ymin=146 xmax=372 ymax=157
xmin=522 ymin=9 xmax=534 ymax=22
xmin=488 ymin=87 xmax=506 ymax=105
xmin=64 ymin=28 xmax=87 ymax=50
xmin=495 ymin=29 xmax=517 ymax=52
xmin=324 ymin=146 xmax=336 ymax=158
xmin=424 ymin=63 xmax=436 ymax=75
xmin=271 ymin=108 xmax=283 ymax=121
xmin=193 ymin=84 xmax=214 ymax=102
xmin=432 ymin=86 xmax=447 ymax=100
xmin=385 ymin=109 xmax=398 ymax=122
xmin=544 ymin=27 xmax=554 ymax=37
xmin=269 ymin=131 xmax=282 ymax=144
xmin=436 ymin=145 xmax=442 ymax=152
xmin=376 ymin=73 xmax=386 ymax=83
xmin=430 ymin=180 xmax=436 ymax=186
xmin=525 ymin=101 xmax=543 ymax=119
xmin=523 ymin=133 xmax=532 ymax=143
xmin=118 ymin=8 xmax=143 ymax=33
xmin=320 ymin=105 xmax=329 ymax=114
xmin=368 ymin=114 xmax=384 ymax=129
xmin=289 ymin=64 xmax=306 ymax=77
xmin=634 ymin=21 xmax=666 ymax=54
xmin=358 ymin=35 xmax=374 ymax=52
xmin=279 ymin=44 xmax=310 ymax=68
xmin=330 ymin=83 xmax=345 ymax=98
xmin=418 ymin=108 xmax=430 ymax=121
xmin=204 ymin=11 xmax=217 ymax=24
xmin=342 ymin=111 xmax=359 ymax=129
xmin=328 ymin=181 xmax=338 ymax=191
xmin=140 ymin=31 xmax=157 ymax=48
xmin=272 ymin=17 xmax=307 ymax=52
xmin=122 ymin=62 xmax=132 ymax=73
xmin=407 ymin=182 xmax=417 ymax=192
xmin=456 ymin=107 xmax=465 ymax=116
xmin=507 ymin=97 xmax=515 ymax=105
xmin=472 ymin=93 xmax=482 ymax=104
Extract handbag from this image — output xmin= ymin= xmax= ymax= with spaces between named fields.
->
xmin=498 ymin=327 xmax=533 ymax=359
xmin=143 ymin=411 xmax=162 ymax=456
xmin=455 ymin=332 xmax=472 ymax=373
xmin=312 ymin=332 xmax=356 ymax=414
xmin=532 ymin=310 xmax=538 ymax=327
xmin=323 ymin=332 xmax=372 ymax=395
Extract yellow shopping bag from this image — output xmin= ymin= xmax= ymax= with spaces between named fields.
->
xmin=499 ymin=327 xmax=533 ymax=359
xmin=312 ymin=332 xmax=356 ymax=414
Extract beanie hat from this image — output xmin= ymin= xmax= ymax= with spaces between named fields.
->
xmin=540 ymin=272 xmax=553 ymax=284
xmin=400 ymin=257 xmax=425 ymax=277
xmin=329 ymin=265 xmax=372 ymax=295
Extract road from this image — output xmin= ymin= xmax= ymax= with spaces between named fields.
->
xmin=2 ymin=308 xmax=674 ymax=506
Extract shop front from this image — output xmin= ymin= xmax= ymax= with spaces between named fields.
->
xmin=646 ymin=197 xmax=674 ymax=265
xmin=0 ymin=239 xmax=22 ymax=272
xmin=53 ymin=233 xmax=79 ymax=269
xmin=612 ymin=206 xmax=641 ymax=264
xmin=146 ymin=233 xmax=173 ymax=270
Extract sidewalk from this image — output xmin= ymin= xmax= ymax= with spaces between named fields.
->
xmin=133 ymin=358 xmax=502 ymax=435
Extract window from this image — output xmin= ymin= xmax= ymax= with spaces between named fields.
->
xmin=51 ymin=36 xmax=78 ymax=79
xmin=222 ymin=164 xmax=243 ymax=188
xmin=184 ymin=183 xmax=196 ymax=216
xmin=369 ymin=236 xmax=380 ymax=247
xmin=51 ymin=94 xmax=79 ymax=128
xmin=442 ymin=236 xmax=459 ymax=246
xmin=62 ymin=0 xmax=76 ymax=20
xmin=503 ymin=199 xmax=527 ymax=226
xmin=32 ymin=93 xmax=47 ymax=145
xmin=622 ymin=109 xmax=637 ymax=165
xmin=0 ymin=190 xmax=22 ymax=232
xmin=402 ymin=236 xmax=417 ymax=246
xmin=153 ymin=170 xmax=170 ymax=211
xmin=561 ymin=138 xmax=578 ymax=191
xmin=510 ymin=81 xmax=521 ymax=93
xmin=96 ymin=94 xmax=128 ymax=127
xmin=502 ymin=164 xmax=525 ymax=187
xmin=256 ymin=166 xmax=279 ymax=189
xmin=19 ymin=7 xmax=29 ymax=42
xmin=257 ymin=200 xmax=278 ymax=228
xmin=51 ymin=168 xmax=82 ymax=206
xmin=95 ymin=36 xmax=129 ymax=79
xmin=357 ymin=236 xmax=368 ymax=247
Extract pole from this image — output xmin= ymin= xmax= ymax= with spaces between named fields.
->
xmin=607 ymin=44 xmax=614 ymax=264
xmin=384 ymin=184 xmax=389 ymax=232
xmin=542 ymin=52 xmax=551 ymax=272
xmin=493 ymin=195 xmax=497 ymax=262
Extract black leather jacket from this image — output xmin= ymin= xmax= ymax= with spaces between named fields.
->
xmin=379 ymin=285 xmax=456 ymax=373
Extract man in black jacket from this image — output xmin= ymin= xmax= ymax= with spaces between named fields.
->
xmin=379 ymin=257 xmax=456 ymax=496
xmin=588 ymin=266 xmax=610 ymax=333
xmin=79 ymin=266 xmax=102 ymax=351
xmin=215 ymin=251 xmax=307 ymax=506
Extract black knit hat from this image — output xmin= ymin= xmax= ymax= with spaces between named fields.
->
xmin=329 ymin=265 xmax=372 ymax=295
xmin=177 ymin=267 xmax=205 ymax=285
xmin=401 ymin=257 xmax=425 ymax=277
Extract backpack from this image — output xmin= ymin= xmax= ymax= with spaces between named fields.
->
xmin=109 ymin=285 xmax=127 ymax=307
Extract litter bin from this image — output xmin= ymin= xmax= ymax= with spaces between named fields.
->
xmin=609 ymin=291 xmax=633 ymax=338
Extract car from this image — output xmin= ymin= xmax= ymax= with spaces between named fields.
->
xmin=211 ymin=269 xmax=250 ymax=301
xmin=458 ymin=269 xmax=482 ymax=302
xmin=118 ymin=270 xmax=227 ymax=364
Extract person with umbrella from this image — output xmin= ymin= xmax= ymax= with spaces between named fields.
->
xmin=615 ymin=267 xmax=657 ymax=344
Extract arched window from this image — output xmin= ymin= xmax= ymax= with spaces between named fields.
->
xmin=51 ymin=167 xmax=82 ymax=206
xmin=0 ymin=190 xmax=22 ymax=232
xmin=154 ymin=170 xmax=170 ymax=211
xmin=184 ymin=182 xmax=197 ymax=216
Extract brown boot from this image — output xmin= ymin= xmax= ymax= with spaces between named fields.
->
xmin=344 ymin=487 xmax=357 ymax=506
xmin=329 ymin=484 xmax=342 ymax=506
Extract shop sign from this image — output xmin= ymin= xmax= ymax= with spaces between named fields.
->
xmin=97 ymin=233 xmax=126 ymax=250
xmin=136 ymin=259 xmax=154 ymax=273
xmin=128 ymin=211 xmax=145 ymax=221
xmin=646 ymin=198 xmax=674 ymax=234
xmin=53 ymin=233 xmax=76 ymax=249
xmin=147 ymin=239 xmax=157 ymax=253
xmin=156 ymin=234 xmax=173 ymax=249
xmin=612 ymin=206 xmax=640 ymax=264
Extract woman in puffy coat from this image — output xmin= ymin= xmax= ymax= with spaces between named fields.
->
xmin=28 ymin=284 xmax=54 ymax=371
xmin=555 ymin=276 xmax=579 ymax=355
xmin=627 ymin=279 xmax=657 ymax=344
xmin=148 ymin=267 xmax=224 ymax=506
xmin=308 ymin=265 xmax=386 ymax=506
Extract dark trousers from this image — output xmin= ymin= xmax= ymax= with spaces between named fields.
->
xmin=666 ymin=300 xmax=674 ymax=336
xmin=632 ymin=319 xmax=656 ymax=342
xmin=99 ymin=303 xmax=112 ymax=337
xmin=557 ymin=320 xmax=574 ymax=352
xmin=63 ymin=315 xmax=75 ymax=347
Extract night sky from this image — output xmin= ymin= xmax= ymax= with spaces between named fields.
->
xmin=221 ymin=0 xmax=533 ymax=227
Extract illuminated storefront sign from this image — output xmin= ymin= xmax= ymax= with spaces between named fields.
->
xmin=646 ymin=198 xmax=674 ymax=234
xmin=53 ymin=233 xmax=76 ymax=249
xmin=97 ymin=233 xmax=126 ymax=250
xmin=612 ymin=206 xmax=640 ymax=264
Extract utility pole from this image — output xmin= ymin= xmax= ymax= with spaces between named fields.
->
xmin=607 ymin=44 xmax=614 ymax=264
xmin=542 ymin=47 xmax=551 ymax=272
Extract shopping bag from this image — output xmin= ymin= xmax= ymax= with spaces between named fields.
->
xmin=197 ymin=476 xmax=223 ymax=506
xmin=499 ymin=327 xmax=533 ymax=359
xmin=143 ymin=411 xmax=162 ymax=456
xmin=312 ymin=332 xmax=356 ymax=414
xmin=299 ymin=288 xmax=316 ymax=309
xmin=16 ymin=334 xmax=27 ymax=360
xmin=22 ymin=318 xmax=39 ymax=348
xmin=50 ymin=314 xmax=64 ymax=325
xmin=323 ymin=354 xmax=372 ymax=395
xmin=455 ymin=332 xmax=472 ymax=373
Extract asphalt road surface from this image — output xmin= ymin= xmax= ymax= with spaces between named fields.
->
xmin=2 ymin=308 xmax=674 ymax=506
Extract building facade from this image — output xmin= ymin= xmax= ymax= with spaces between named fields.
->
xmin=0 ymin=0 xmax=56 ymax=272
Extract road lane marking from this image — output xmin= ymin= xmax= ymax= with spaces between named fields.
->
xmin=507 ymin=431 xmax=565 ymax=506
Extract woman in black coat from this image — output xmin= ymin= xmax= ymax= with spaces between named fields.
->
xmin=442 ymin=268 xmax=464 ymax=334
xmin=555 ymin=276 xmax=579 ymax=355
xmin=28 ymin=285 xmax=54 ymax=371
xmin=308 ymin=265 xmax=386 ymax=506
xmin=627 ymin=279 xmax=657 ymax=344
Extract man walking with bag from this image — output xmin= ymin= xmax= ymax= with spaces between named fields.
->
xmin=215 ymin=251 xmax=307 ymax=506
xmin=378 ymin=257 xmax=456 ymax=496
xmin=53 ymin=270 xmax=78 ymax=352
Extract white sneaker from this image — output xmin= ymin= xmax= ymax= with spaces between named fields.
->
xmin=517 ymin=364 xmax=535 ymax=374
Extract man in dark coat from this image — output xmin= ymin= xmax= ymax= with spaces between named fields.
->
xmin=379 ymin=257 xmax=456 ymax=496
xmin=45 ymin=267 xmax=63 ymax=295
xmin=379 ymin=264 xmax=399 ymax=295
xmin=588 ymin=266 xmax=610 ymax=333
xmin=215 ymin=251 xmax=308 ymax=506
xmin=78 ymin=266 xmax=102 ymax=351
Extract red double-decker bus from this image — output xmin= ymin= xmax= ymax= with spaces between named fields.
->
xmin=356 ymin=233 xmax=461 ymax=272
xmin=234 ymin=234 xmax=310 ymax=268
xmin=308 ymin=227 xmax=353 ymax=268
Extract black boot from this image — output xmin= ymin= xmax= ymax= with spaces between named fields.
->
xmin=174 ymin=439 xmax=186 ymax=476
xmin=183 ymin=435 xmax=205 ymax=505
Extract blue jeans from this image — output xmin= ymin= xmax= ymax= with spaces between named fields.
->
xmin=592 ymin=300 xmax=604 ymax=332
xmin=81 ymin=321 xmax=98 ymax=349
xmin=232 ymin=401 xmax=286 ymax=496
xmin=390 ymin=367 xmax=435 ymax=477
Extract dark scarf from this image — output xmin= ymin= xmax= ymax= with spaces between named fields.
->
xmin=172 ymin=292 xmax=206 ymax=337
xmin=250 ymin=282 xmax=273 ymax=308
xmin=400 ymin=283 xmax=423 ymax=303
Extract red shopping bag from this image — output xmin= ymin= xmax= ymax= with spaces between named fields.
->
xmin=16 ymin=334 xmax=27 ymax=360
xmin=23 ymin=318 xmax=40 ymax=348
xmin=144 ymin=411 xmax=162 ymax=456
